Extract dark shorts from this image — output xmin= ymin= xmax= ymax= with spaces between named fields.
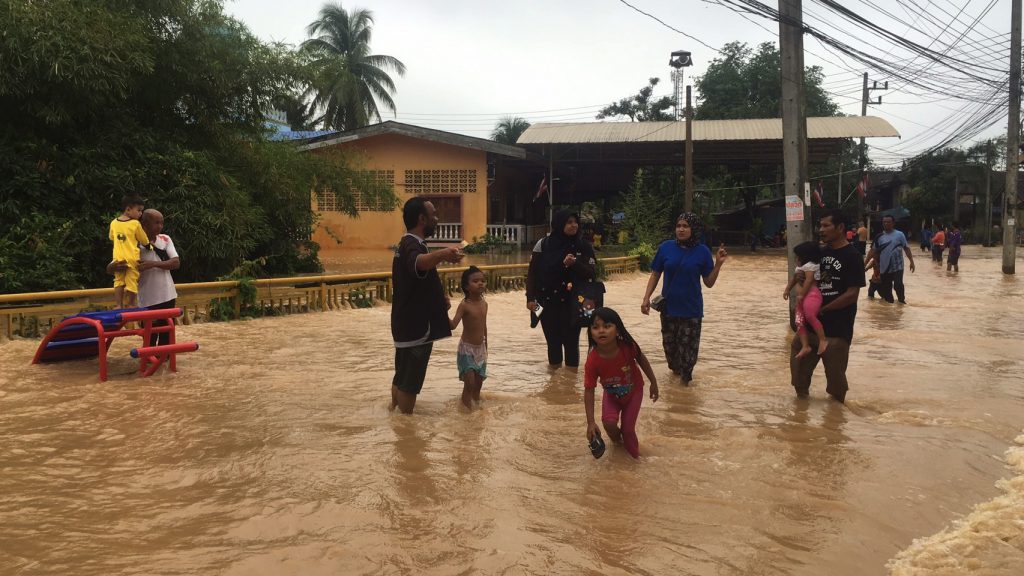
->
xmin=147 ymin=298 xmax=176 ymax=347
xmin=947 ymin=250 xmax=961 ymax=265
xmin=393 ymin=342 xmax=433 ymax=395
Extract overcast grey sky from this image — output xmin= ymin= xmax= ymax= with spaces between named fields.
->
xmin=226 ymin=0 xmax=1017 ymax=168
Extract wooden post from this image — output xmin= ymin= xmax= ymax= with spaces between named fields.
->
xmin=954 ymin=173 xmax=960 ymax=223
xmin=548 ymin=148 xmax=555 ymax=227
xmin=780 ymin=0 xmax=811 ymax=313
xmin=1004 ymin=0 xmax=1022 ymax=274
xmin=858 ymin=72 xmax=867 ymax=223
xmin=985 ymin=140 xmax=993 ymax=246
xmin=685 ymin=85 xmax=694 ymax=212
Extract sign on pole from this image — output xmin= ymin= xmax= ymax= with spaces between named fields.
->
xmin=786 ymin=195 xmax=804 ymax=222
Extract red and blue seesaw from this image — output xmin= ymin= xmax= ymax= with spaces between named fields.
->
xmin=31 ymin=308 xmax=198 ymax=381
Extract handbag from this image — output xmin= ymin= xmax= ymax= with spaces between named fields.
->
xmin=650 ymin=294 xmax=666 ymax=313
xmin=572 ymin=280 xmax=605 ymax=328
xmin=574 ymin=294 xmax=594 ymax=328
xmin=651 ymin=266 xmax=672 ymax=313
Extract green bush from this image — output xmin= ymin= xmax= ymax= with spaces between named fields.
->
xmin=462 ymin=234 xmax=510 ymax=254
xmin=619 ymin=169 xmax=674 ymax=249
xmin=595 ymin=257 xmax=608 ymax=281
xmin=207 ymin=260 xmax=262 ymax=321
xmin=628 ymin=242 xmax=656 ymax=271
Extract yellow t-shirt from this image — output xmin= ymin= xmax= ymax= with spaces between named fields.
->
xmin=109 ymin=218 xmax=150 ymax=266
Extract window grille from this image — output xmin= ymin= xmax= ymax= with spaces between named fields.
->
xmin=403 ymin=169 xmax=477 ymax=195
xmin=315 ymin=170 xmax=395 ymax=212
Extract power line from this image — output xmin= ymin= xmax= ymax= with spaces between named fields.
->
xmin=615 ymin=0 xmax=725 ymax=54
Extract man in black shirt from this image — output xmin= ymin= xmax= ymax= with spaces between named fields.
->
xmin=790 ymin=209 xmax=866 ymax=403
xmin=391 ymin=197 xmax=464 ymax=414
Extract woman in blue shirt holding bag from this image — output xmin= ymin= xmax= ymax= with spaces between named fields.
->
xmin=640 ymin=212 xmax=728 ymax=384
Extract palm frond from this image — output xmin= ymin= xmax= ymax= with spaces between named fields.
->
xmin=303 ymin=3 xmax=401 ymax=130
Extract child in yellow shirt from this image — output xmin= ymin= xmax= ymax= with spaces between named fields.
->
xmin=109 ymin=195 xmax=150 ymax=308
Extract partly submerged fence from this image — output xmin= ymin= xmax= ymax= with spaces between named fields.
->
xmin=0 ymin=256 xmax=640 ymax=340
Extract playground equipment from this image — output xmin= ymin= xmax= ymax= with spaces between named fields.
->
xmin=32 ymin=308 xmax=198 ymax=381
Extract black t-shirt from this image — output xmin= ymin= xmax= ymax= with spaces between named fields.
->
xmin=390 ymin=234 xmax=452 ymax=345
xmin=817 ymin=243 xmax=866 ymax=343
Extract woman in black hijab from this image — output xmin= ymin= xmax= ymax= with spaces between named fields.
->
xmin=526 ymin=209 xmax=598 ymax=367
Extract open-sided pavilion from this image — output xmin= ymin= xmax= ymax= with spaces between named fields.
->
xmin=489 ymin=116 xmax=900 ymax=235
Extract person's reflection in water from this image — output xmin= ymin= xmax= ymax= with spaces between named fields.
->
xmin=451 ymin=412 xmax=488 ymax=484
xmin=537 ymin=368 xmax=581 ymax=407
xmin=752 ymin=398 xmax=858 ymax=566
xmin=781 ymin=399 xmax=853 ymax=514
xmin=388 ymin=419 xmax=439 ymax=515
xmin=863 ymin=295 xmax=906 ymax=332
xmin=578 ymin=462 xmax=648 ymax=569
xmin=656 ymin=371 xmax=712 ymax=441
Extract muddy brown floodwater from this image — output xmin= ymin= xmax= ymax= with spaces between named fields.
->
xmin=2 ymin=248 xmax=1023 ymax=575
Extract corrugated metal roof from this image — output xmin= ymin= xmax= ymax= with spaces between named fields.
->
xmin=516 ymin=116 xmax=899 ymax=144
xmin=267 ymin=129 xmax=339 ymax=142
xmin=299 ymin=121 xmax=526 ymax=158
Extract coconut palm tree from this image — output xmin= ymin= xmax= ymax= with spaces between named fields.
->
xmin=302 ymin=4 xmax=406 ymax=130
xmin=273 ymin=93 xmax=318 ymax=131
xmin=490 ymin=116 xmax=531 ymax=145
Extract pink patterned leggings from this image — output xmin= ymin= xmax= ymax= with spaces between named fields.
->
xmin=796 ymin=286 xmax=824 ymax=335
xmin=602 ymin=388 xmax=644 ymax=458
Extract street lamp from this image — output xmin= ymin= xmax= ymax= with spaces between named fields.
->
xmin=669 ymin=50 xmax=693 ymax=120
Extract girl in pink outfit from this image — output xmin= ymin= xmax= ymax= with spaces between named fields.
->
xmin=783 ymin=241 xmax=828 ymax=359
xmin=584 ymin=307 xmax=659 ymax=459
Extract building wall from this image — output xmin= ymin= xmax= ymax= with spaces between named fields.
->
xmin=312 ymin=133 xmax=488 ymax=249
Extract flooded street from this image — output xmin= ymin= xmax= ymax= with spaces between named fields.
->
xmin=2 ymin=247 xmax=1023 ymax=575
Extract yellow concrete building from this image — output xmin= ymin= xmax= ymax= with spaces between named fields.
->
xmin=300 ymin=122 xmax=528 ymax=249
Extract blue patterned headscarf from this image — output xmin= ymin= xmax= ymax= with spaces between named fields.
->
xmin=676 ymin=212 xmax=703 ymax=248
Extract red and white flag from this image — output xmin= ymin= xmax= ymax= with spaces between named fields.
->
xmin=813 ymin=181 xmax=826 ymax=208
xmin=856 ymin=174 xmax=869 ymax=198
xmin=533 ymin=176 xmax=548 ymax=202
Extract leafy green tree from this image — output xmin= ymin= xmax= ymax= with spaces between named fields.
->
xmin=490 ymin=116 xmax=531 ymax=145
xmin=619 ymin=169 xmax=678 ymax=247
xmin=900 ymin=141 xmax=1003 ymax=229
xmin=274 ymin=92 xmax=319 ymax=131
xmin=695 ymin=42 xmax=839 ymax=120
xmin=686 ymin=41 xmax=843 ymax=226
xmin=596 ymin=78 xmax=675 ymax=122
xmin=0 ymin=0 xmax=394 ymax=293
xmin=302 ymin=4 xmax=406 ymax=130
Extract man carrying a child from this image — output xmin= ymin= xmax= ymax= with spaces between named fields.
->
xmin=790 ymin=210 xmax=866 ymax=403
xmin=107 ymin=208 xmax=180 ymax=345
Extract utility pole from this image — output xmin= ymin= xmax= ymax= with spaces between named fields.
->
xmin=954 ymin=173 xmax=960 ymax=223
xmin=780 ymin=0 xmax=810 ymax=301
xmin=1004 ymin=0 xmax=1021 ymax=274
xmin=548 ymin=149 xmax=554 ymax=227
xmin=985 ymin=140 xmax=993 ymax=247
xmin=837 ymin=158 xmax=843 ymax=206
xmin=685 ymin=85 xmax=694 ymax=212
xmin=859 ymin=73 xmax=887 ymax=224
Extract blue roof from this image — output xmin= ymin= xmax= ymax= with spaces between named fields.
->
xmin=268 ymin=129 xmax=338 ymax=142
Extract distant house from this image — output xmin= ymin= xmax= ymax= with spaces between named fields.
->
xmin=298 ymin=122 xmax=528 ymax=249
xmin=264 ymin=109 xmax=339 ymax=143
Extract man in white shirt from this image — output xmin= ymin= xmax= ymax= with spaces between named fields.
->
xmin=107 ymin=209 xmax=180 ymax=345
